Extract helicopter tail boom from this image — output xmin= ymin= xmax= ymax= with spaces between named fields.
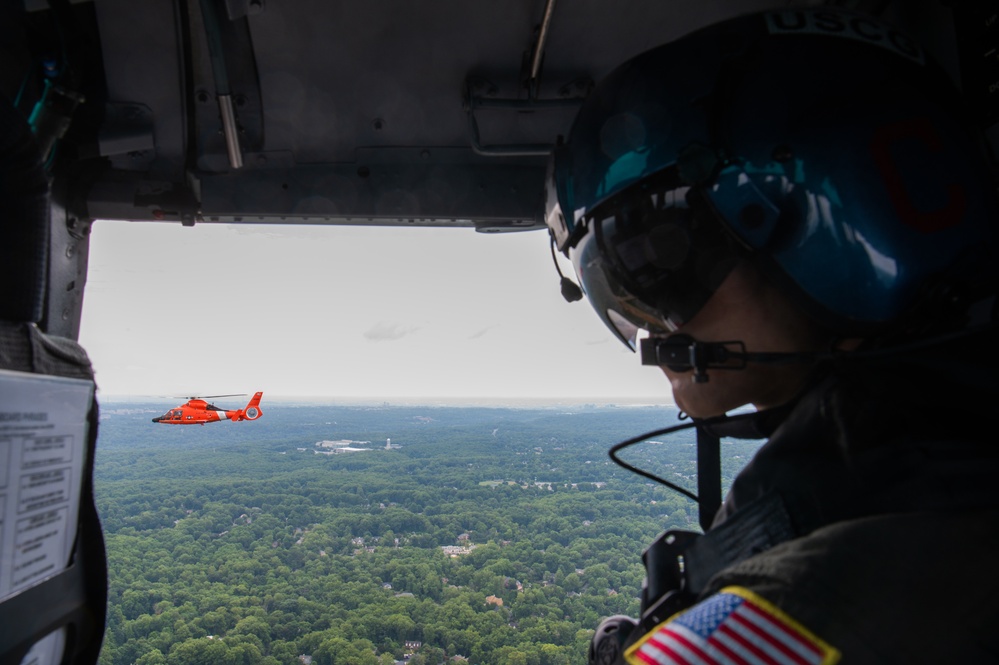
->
xmin=232 ymin=392 xmax=264 ymax=422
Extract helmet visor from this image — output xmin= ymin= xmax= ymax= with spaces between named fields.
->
xmin=567 ymin=166 xmax=743 ymax=349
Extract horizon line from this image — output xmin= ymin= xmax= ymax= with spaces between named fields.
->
xmin=95 ymin=393 xmax=676 ymax=407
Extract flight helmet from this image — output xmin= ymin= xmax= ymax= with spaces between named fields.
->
xmin=546 ymin=8 xmax=999 ymax=350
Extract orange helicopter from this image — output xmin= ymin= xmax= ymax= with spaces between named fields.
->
xmin=152 ymin=392 xmax=264 ymax=425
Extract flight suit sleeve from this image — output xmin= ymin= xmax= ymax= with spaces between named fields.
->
xmin=689 ymin=512 xmax=999 ymax=664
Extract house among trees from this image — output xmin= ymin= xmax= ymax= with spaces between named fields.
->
xmin=440 ymin=544 xmax=476 ymax=557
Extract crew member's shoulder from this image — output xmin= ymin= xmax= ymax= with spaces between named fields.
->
xmin=703 ymin=510 xmax=999 ymax=663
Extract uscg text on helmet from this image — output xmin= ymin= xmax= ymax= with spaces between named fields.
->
xmin=766 ymin=10 xmax=924 ymax=65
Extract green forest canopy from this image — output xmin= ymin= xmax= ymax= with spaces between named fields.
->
xmin=94 ymin=399 xmax=763 ymax=665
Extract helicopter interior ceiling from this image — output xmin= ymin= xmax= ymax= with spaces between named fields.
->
xmin=40 ymin=0 xmax=967 ymax=232
xmin=9 ymin=0 xmax=990 ymax=340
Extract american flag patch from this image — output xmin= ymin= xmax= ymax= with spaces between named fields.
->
xmin=625 ymin=586 xmax=840 ymax=665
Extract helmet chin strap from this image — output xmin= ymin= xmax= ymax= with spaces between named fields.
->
xmin=640 ymin=333 xmax=827 ymax=383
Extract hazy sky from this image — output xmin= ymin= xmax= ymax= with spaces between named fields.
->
xmin=79 ymin=221 xmax=674 ymax=404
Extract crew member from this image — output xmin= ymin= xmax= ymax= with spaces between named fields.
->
xmin=545 ymin=8 xmax=999 ymax=663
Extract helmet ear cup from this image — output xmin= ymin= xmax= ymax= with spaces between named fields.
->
xmin=703 ymin=167 xmax=782 ymax=251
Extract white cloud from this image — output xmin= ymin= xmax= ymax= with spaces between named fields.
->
xmin=467 ymin=325 xmax=497 ymax=340
xmin=364 ymin=322 xmax=421 ymax=342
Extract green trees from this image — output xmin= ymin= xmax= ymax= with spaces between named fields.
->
xmin=94 ymin=401 xmax=760 ymax=664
